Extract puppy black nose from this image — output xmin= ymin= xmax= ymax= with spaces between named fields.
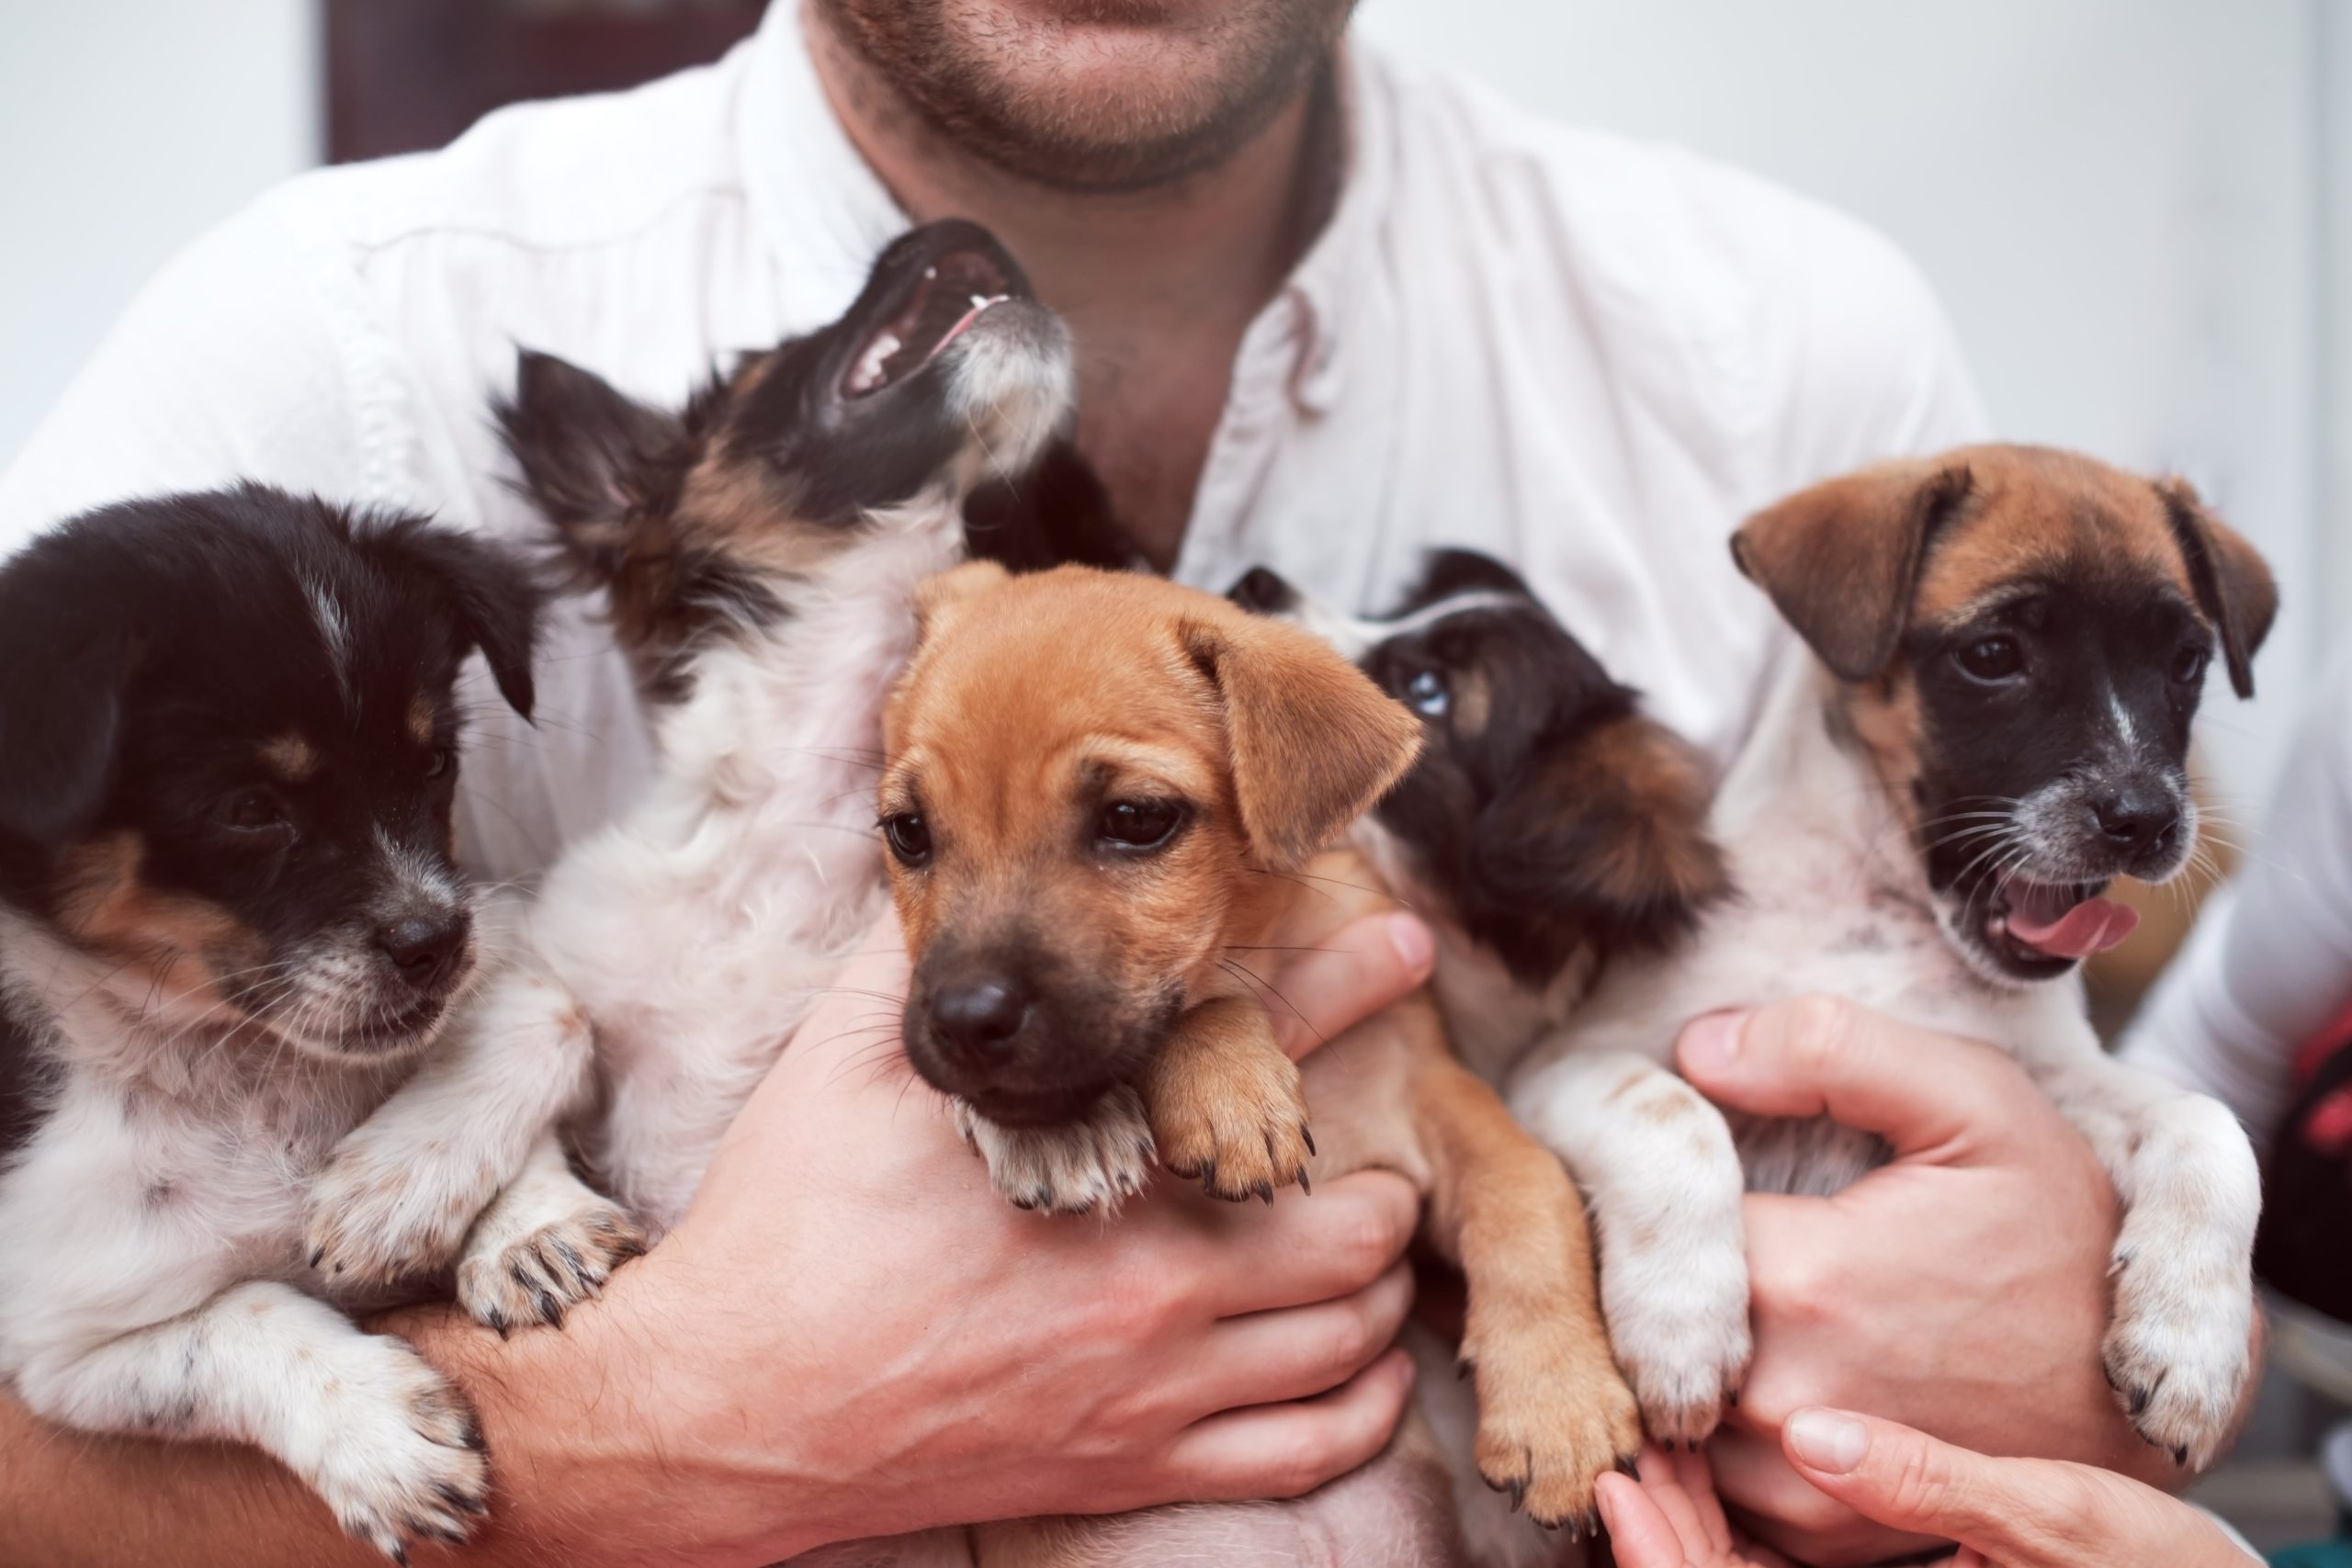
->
xmin=2089 ymin=789 xmax=2179 ymax=857
xmin=1228 ymin=567 xmax=1295 ymax=615
xmin=931 ymin=977 xmax=1029 ymax=1065
xmin=377 ymin=913 xmax=469 ymax=993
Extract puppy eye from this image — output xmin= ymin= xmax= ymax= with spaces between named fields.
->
xmin=220 ymin=789 xmax=288 ymax=833
xmin=1955 ymin=636 xmax=2025 ymax=682
xmin=424 ymin=746 xmax=455 ymax=780
xmin=882 ymin=811 xmax=932 ymax=866
xmin=1403 ymin=669 xmax=1450 ymax=716
xmin=1098 ymin=798 xmax=1184 ymax=852
xmin=2171 ymin=644 xmax=2211 ymax=686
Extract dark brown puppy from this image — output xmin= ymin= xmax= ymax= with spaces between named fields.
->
xmin=880 ymin=561 xmax=1643 ymax=1546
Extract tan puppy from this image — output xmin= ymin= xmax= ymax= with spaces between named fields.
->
xmin=879 ymin=561 xmax=1642 ymax=1551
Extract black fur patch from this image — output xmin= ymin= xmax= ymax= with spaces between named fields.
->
xmin=0 ymin=484 xmax=540 ymax=1046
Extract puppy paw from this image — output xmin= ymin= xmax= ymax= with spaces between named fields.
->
xmin=457 ymin=1196 xmax=645 ymax=1336
xmin=303 ymin=1337 xmax=490 ymax=1561
xmin=305 ymin=1128 xmax=498 ymax=1290
xmin=1600 ymin=1235 xmax=1751 ymax=1448
xmin=959 ymin=1085 xmax=1157 ymax=1214
xmin=1148 ymin=1045 xmax=1313 ymax=1204
xmin=2102 ymin=1242 xmax=2253 ymax=1472
xmin=1464 ymin=1315 xmax=1643 ymax=1535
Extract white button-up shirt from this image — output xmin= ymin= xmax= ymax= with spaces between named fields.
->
xmin=0 ymin=4 xmax=1984 ymax=886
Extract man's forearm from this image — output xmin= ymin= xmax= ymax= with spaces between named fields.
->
xmin=0 ymin=1303 xmax=664 ymax=1568
xmin=0 ymin=1387 xmax=403 ymax=1568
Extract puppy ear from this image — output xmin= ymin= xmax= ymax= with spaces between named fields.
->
xmin=376 ymin=522 xmax=545 ymax=721
xmin=1732 ymin=458 xmax=1975 ymax=681
xmin=1464 ymin=716 xmax=1727 ymax=984
xmin=913 ymin=559 xmax=1012 ymax=642
xmin=1182 ymin=610 xmax=1423 ymax=871
xmin=495 ymin=349 xmax=684 ymax=541
xmin=0 ymin=564 xmax=127 ymax=851
xmin=2157 ymin=479 xmax=2277 ymax=700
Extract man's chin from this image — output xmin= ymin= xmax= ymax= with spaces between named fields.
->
xmin=816 ymin=0 xmax=1351 ymax=193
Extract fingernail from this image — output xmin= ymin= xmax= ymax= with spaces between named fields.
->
xmin=1678 ymin=1009 xmax=1747 ymax=1076
xmin=1786 ymin=1408 xmax=1869 ymax=1474
xmin=1387 ymin=913 xmax=1435 ymax=976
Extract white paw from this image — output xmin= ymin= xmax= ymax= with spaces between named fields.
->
xmin=2103 ymin=1242 xmax=2253 ymax=1472
xmin=1601 ymin=1234 xmax=1752 ymax=1448
xmin=959 ymin=1085 xmax=1156 ymax=1214
xmin=458 ymin=1195 xmax=646 ymax=1335
xmin=305 ymin=1126 xmax=499 ymax=1290
xmin=300 ymin=1337 xmax=490 ymax=1561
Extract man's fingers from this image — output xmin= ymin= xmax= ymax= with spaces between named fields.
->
xmin=1165 ymin=1348 xmax=1417 ymax=1501
xmin=1195 ymin=1262 xmax=1413 ymax=1411
xmin=1197 ymin=1169 xmax=1420 ymax=1316
xmin=1674 ymin=998 xmax=2032 ymax=1161
xmin=1596 ymin=1471 xmax=1696 ymax=1568
xmin=1781 ymin=1407 xmax=2112 ymax=1566
xmin=1253 ymin=912 xmax=1435 ymax=1060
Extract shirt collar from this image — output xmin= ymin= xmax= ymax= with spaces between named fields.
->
xmin=735 ymin=3 xmax=1388 ymax=408
xmin=737 ymin=2 xmax=906 ymax=327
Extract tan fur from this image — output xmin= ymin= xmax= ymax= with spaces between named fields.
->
xmin=1746 ymin=443 xmax=2281 ymax=840
xmin=887 ymin=566 xmax=1639 ymax=1543
xmin=52 ymin=832 xmax=266 ymax=1010
xmin=405 ymin=694 xmax=436 ymax=747
xmin=260 ymin=734 xmax=320 ymax=783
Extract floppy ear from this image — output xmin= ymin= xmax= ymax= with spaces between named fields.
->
xmin=1464 ymin=715 xmax=1728 ymax=984
xmin=0 ymin=563 xmax=127 ymax=852
xmin=1182 ymin=610 xmax=1423 ymax=871
xmin=378 ymin=522 xmax=545 ymax=721
xmin=495 ymin=348 xmax=684 ymax=542
xmin=1732 ymin=458 xmax=1975 ymax=681
xmin=2156 ymin=478 xmax=2277 ymax=700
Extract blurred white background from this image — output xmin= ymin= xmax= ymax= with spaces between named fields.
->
xmin=0 ymin=0 xmax=2342 ymax=807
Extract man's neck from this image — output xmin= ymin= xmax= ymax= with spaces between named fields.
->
xmin=802 ymin=3 xmax=1340 ymax=566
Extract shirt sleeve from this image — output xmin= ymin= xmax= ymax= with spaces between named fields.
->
xmin=0 ymin=191 xmax=378 ymax=550
xmin=1781 ymin=207 xmax=1992 ymax=476
xmin=2121 ymin=637 xmax=2352 ymax=1148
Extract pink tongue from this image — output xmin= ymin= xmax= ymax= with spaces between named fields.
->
xmin=2007 ymin=893 xmax=2140 ymax=960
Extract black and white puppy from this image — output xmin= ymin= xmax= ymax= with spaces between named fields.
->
xmin=0 ymin=484 xmax=538 ymax=1557
xmin=1511 ymin=446 xmax=2275 ymax=1467
xmin=294 ymin=220 xmax=1076 ymax=1333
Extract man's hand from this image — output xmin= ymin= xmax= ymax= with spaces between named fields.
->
xmin=1 ymin=909 xmax=1438 ymax=1568
xmin=428 ymin=908 xmax=1439 ymax=1567
xmin=1600 ymin=1416 xmax=2256 ymax=1568
xmin=1673 ymin=998 xmax=2249 ymax=1566
xmin=1781 ymin=1406 xmax=2258 ymax=1566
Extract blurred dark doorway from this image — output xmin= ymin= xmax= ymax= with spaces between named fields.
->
xmin=326 ymin=0 xmax=764 ymax=164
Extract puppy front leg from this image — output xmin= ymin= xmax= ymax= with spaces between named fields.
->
xmin=959 ymin=1085 xmax=1159 ymax=1215
xmin=14 ymin=1280 xmax=488 ymax=1559
xmin=1510 ymin=1045 xmax=1751 ymax=1446
xmin=455 ymin=1129 xmax=645 ymax=1335
xmin=2035 ymin=1051 xmax=2258 ymax=1471
xmin=1145 ymin=994 xmax=1315 ymax=1203
xmin=1415 ymin=1048 xmax=1640 ymax=1533
xmin=306 ymin=958 xmax=596 ymax=1288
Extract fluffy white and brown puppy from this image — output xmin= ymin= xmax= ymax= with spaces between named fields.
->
xmin=1508 ymin=446 xmax=2275 ymax=1469
xmin=0 ymin=486 xmax=540 ymax=1558
xmin=297 ymin=220 xmax=1077 ymax=1337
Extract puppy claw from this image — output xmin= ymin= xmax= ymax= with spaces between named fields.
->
xmin=1467 ymin=1307 xmax=1644 ymax=1529
xmin=1148 ymin=1044 xmax=1312 ymax=1204
xmin=957 ymin=1087 xmax=1156 ymax=1216
xmin=457 ymin=1194 xmax=644 ymax=1335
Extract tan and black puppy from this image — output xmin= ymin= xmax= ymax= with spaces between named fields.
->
xmin=1514 ymin=445 xmax=2276 ymax=1469
xmin=880 ymin=561 xmax=1644 ymax=1546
